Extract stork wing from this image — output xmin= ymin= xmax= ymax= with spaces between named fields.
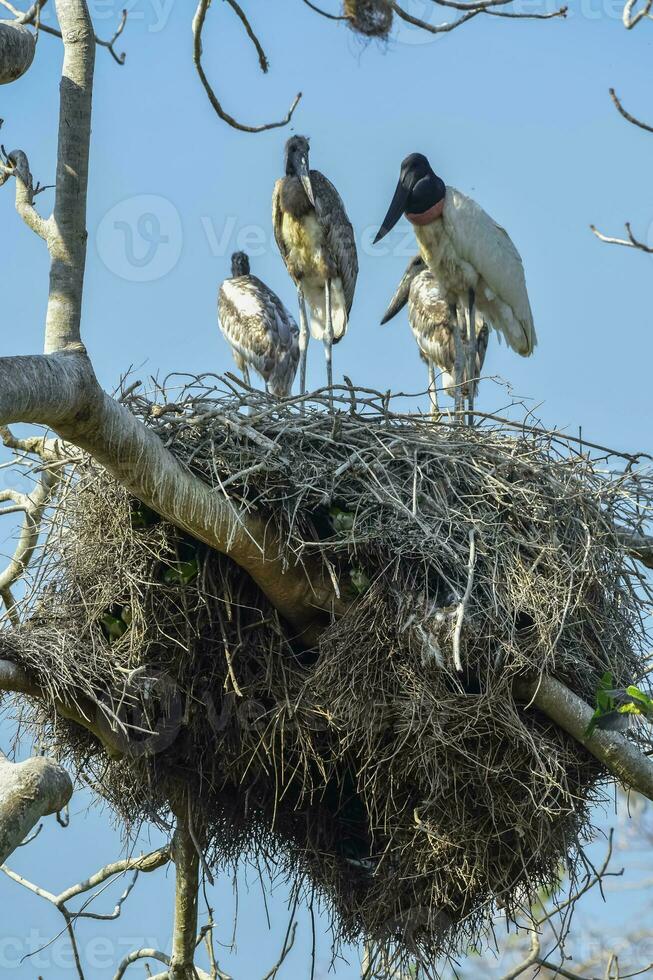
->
xmin=443 ymin=187 xmax=536 ymax=355
xmin=272 ymin=179 xmax=289 ymax=267
xmin=218 ymin=276 xmax=298 ymax=364
xmin=311 ymin=170 xmax=358 ymax=316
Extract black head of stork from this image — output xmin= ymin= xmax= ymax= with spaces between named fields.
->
xmin=373 ymin=153 xmax=446 ymax=244
xmin=231 ymin=251 xmax=250 ymax=278
xmin=284 ymin=134 xmax=315 ymax=207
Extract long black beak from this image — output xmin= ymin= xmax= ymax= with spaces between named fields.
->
xmin=380 ymin=257 xmax=424 ymax=324
xmin=374 ymin=177 xmax=410 ymax=244
xmin=297 ymin=153 xmax=315 ymax=208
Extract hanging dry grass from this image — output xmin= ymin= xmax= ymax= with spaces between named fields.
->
xmin=343 ymin=0 xmax=393 ymax=38
xmin=3 ymin=378 xmax=651 ymax=975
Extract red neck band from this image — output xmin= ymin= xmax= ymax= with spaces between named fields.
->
xmin=406 ymin=198 xmax=445 ymax=226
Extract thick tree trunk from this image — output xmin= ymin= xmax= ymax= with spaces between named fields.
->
xmin=169 ymin=814 xmax=200 ymax=980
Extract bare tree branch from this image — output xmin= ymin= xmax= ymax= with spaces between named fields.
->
xmin=391 ymin=2 xmax=481 ymax=34
xmin=0 ymin=459 xmax=62 ymax=624
xmin=2 ymin=845 xmax=170 ymax=979
xmin=0 ymin=147 xmax=49 ymax=240
xmin=390 ymin=0 xmax=565 ymax=33
xmin=0 ymin=17 xmax=35 ymax=82
xmin=610 ymin=87 xmax=653 ymax=133
xmin=0 ymin=753 xmax=72 ymax=865
xmin=192 ymin=0 xmax=302 ymax=133
xmin=622 ymin=0 xmax=653 ymax=28
xmin=590 ymin=222 xmax=653 ymax=254
xmin=617 ymin=530 xmax=653 ymax=569
xmin=301 ymin=0 xmax=347 ymax=19
xmin=0 ymin=656 xmax=130 ymax=756
xmin=225 ymin=0 xmax=268 ymax=72
xmin=113 ymin=949 xmax=172 ymax=979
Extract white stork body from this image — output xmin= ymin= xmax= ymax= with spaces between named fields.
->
xmin=374 ymin=153 xmax=536 ymax=420
xmin=413 ymin=186 xmax=536 ymax=358
xmin=218 ymin=252 xmax=299 ymax=398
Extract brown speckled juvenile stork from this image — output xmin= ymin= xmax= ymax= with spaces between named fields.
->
xmin=273 ymin=135 xmax=358 ymax=406
xmin=218 ymin=251 xmax=299 ymax=398
xmin=381 ymin=255 xmax=489 ymax=416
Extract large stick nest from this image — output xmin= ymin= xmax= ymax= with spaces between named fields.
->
xmin=3 ymin=380 xmax=650 ymax=973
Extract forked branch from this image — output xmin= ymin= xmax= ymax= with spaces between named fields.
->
xmin=192 ymin=0 xmax=301 ymax=133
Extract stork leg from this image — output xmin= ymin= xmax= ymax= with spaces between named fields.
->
xmin=452 ymin=303 xmax=465 ymax=419
xmin=466 ymin=287 xmax=476 ymax=427
xmin=427 ymin=360 xmax=439 ymax=418
xmin=324 ymin=278 xmax=334 ymax=412
xmin=296 ymin=285 xmax=310 ymax=405
xmin=242 ymin=364 xmax=251 ymax=388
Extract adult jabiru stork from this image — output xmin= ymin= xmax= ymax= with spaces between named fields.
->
xmin=374 ymin=153 xmax=536 ymax=421
xmin=273 ymin=135 xmax=358 ymax=407
xmin=218 ymin=251 xmax=299 ymax=398
xmin=381 ymin=255 xmax=489 ymax=415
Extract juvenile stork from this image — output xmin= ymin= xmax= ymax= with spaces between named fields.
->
xmin=273 ymin=135 xmax=358 ymax=405
xmin=381 ymin=255 xmax=489 ymax=415
xmin=218 ymin=251 xmax=299 ymax=398
xmin=374 ymin=153 xmax=536 ymax=420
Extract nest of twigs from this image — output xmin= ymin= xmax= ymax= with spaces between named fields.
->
xmin=4 ymin=379 xmax=650 ymax=973
xmin=343 ymin=0 xmax=393 ymax=38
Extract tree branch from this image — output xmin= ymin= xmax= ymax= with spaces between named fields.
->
xmin=0 ymin=352 xmax=341 ymax=640
xmin=191 ymin=0 xmax=302 ymax=133
xmin=0 ymin=655 xmax=130 ymax=756
xmin=516 ymin=675 xmax=653 ymax=801
xmin=0 ymin=753 xmax=72 ymax=864
xmin=225 ymin=0 xmax=268 ymax=72
xmin=0 ymin=462 xmax=62 ymax=624
xmin=0 ymin=17 xmax=34 ymax=82
xmin=0 ymin=147 xmax=49 ymax=240
xmin=44 ymin=0 xmax=95 ymax=354
xmin=590 ymin=222 xmax=653 ymax=254
xmin=622 ymin=0 xmax=652 ymax=28
xmin=2 ymin=844 xmax=170 ymax=980
xmin=169 ymin=811 xmax=200 ymax=979
xmin=617 ymin=530 xmax=653 ymax=569
xmin=113 ymin=949 xmax=171 ymax=980
xmin=609 ymin=87 xmax=653 ymax=133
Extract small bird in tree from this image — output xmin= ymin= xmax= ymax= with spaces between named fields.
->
xmin=374 ymin=153 xmax=536 ymax=419
xmin=273 ymin=135 xmax=358 ymax=405
xmin=218 ymin=251 xmax=299 ymax=398
xmin=381 ymin=255 xmax=489 ymax=415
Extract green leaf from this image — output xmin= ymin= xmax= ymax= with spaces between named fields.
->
xmin=163 ymin=558 xmax=199 ymax=586
xmin=350 ymin=567 xmax=371 ymax=595
xmin=329 ymin=506 xmax=355 ymax=533
xmin=100 ymin=614 xmax=128 ymax=641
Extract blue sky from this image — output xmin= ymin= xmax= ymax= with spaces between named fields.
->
xmin=1 ymin=0 xmax=652 ymax=975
